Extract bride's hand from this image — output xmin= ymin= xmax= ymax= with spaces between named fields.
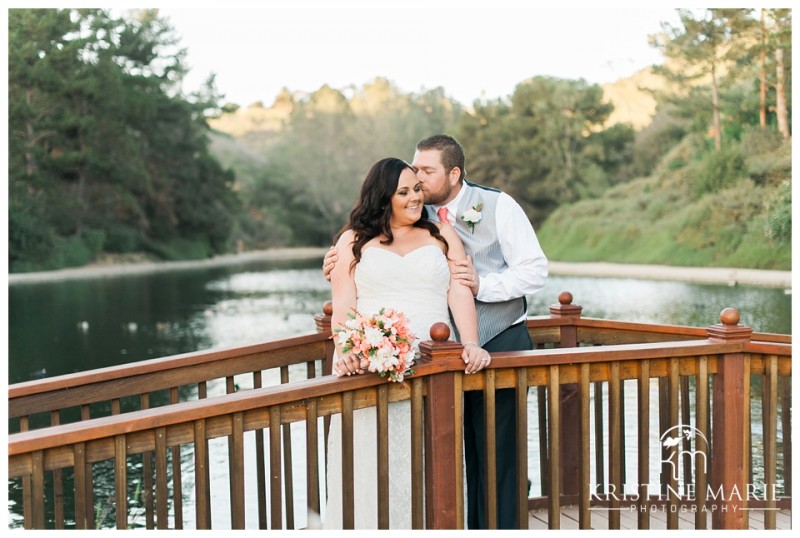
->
xmin=334 ymin=353 xmax=367 ymax=377
xmin=462 ymin=342 xmax=491 ymax=374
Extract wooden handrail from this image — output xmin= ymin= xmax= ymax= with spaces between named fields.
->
xmin=8 ymin=340 xmax=791 ymax=456
xmin=9 ymin=336 xmax=788 ymax=459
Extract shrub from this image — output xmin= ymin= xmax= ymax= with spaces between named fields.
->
xmin=691 ymin=146 xmax=746 ymax=197
xmin=105 ymin=225 xmax=141 ymax=253
xmin=765 ymin=181 xmax=791 ymax=244
xmin=740 ymin=125 xmax=785 ymax=156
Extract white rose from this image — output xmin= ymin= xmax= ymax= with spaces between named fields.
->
xmin=364 ymin=327 xmax=384 ymax=347
xmin=337 ymin=331 xmax=351 ymax=347
xmin=462 ymin=208 xmax=481 ymax=224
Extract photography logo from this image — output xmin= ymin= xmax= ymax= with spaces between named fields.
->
xmin=660 ymin=424 xmax=707 ymax=482
xmin=589 ymin=423 xmax=779 ymax=514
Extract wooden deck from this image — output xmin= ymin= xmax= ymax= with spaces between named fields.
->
xmin=528 ymin=505 xmax=793 ymax=530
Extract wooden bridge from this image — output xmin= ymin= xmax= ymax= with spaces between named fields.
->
xmin=7 ymin=292 xmax=792 ymax=530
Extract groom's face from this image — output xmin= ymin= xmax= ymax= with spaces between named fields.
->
xmin=412 ymin=149 xmax=460 ymax=206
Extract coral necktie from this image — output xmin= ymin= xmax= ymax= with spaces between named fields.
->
xmin=437 ymin=207 xmax=449 ymax=224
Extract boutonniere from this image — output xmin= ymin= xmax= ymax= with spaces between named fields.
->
xmin=460 ymin=202 xmax=483 ymax=233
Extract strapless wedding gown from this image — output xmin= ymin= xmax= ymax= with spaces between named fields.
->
xmin=322 ymin=244 xmax=452 ymax=529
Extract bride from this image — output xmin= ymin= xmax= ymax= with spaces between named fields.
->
xmin=324 ymin=157 xmax=490 ymax=529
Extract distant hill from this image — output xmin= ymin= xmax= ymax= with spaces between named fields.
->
xmin=209 ymin=98 xmax=293 ymax=154
xmin=210 ymin=68 xmax=666 ymax=145
xmin=601 ymin=67 xmax=668 ymax=130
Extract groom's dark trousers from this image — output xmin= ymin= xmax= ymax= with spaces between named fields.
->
xmin=464 ymin=321 xmax=532 ymax=529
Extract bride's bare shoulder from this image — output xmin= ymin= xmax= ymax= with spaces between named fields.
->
xmin=336 ymin=229 xmax=356 ymax=246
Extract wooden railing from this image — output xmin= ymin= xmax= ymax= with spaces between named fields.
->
xmin=7 ymin=293 xmax=792 ymax=530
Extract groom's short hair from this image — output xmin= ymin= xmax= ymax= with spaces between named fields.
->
xmin=417 ymin=134 xmax=466 ymax=182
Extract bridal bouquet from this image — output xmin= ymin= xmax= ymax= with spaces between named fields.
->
xmin=335 ymin=307 xmax=417 ymax=382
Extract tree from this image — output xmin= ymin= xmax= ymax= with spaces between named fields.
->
xmin=456 ymin=77 xmax=633 ymax=227
xmin=8 ymin=8 xmax=240 ymax=270
xmin=650 ymin=9 xmax=755 ymax=150
xmin=767 ymin=9 xmax=792 ymax=139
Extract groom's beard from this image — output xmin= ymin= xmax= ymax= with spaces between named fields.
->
xmin=422 ymin=182 xmax=453 ymax=206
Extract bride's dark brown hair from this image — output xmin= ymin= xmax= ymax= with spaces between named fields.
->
xmin=335 ymin=157 xmax=449 ymax=272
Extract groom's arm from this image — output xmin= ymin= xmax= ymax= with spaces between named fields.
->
xmin=475 ymin=192 xmax=548 ymax=303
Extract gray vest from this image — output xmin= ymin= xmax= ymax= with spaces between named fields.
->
xmin=429 ymin=180 xmax=527 ymax=345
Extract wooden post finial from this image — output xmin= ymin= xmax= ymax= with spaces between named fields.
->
xmin=314 ymin=301 xmax=333 ymax=334
xmin=550 ymin=291 xmax=582 ymax=318
xmin=719 ymin=307 xmax=740 ymax=326
xmin=418 ymin=322 xmax=463 ymax=364
xmin=429 ymin=322 xmax=451 ymax=342
xmin=707 ymin=307 xmax=752 ymax=342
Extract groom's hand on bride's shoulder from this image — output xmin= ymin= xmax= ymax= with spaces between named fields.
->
xmin=322 ymin=246 xmax=338 ymax=282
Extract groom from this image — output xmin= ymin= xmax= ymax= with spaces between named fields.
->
xmin=324 ymin=134 xmax=548 ymax=529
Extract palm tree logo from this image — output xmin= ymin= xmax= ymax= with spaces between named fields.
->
xmin=660 ymin=424 xmax=708 ymax=483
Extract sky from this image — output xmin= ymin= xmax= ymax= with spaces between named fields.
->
xmin=153 ymin=2 xmax=685 ymax=108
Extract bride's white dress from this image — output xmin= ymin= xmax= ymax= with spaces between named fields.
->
xmin=322 ymin=244 xmax=452 ymax=529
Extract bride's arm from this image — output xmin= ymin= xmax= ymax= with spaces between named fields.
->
xmin=330 ymin=230 xmax=362 ymax=376
xmin=439 ymin=225 xmax=491 ymax=374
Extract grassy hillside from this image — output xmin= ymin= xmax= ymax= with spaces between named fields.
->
xmin=538 ymin=132 xmax=791 ymax=270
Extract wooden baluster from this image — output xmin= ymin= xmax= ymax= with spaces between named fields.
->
xmin=193 ymin=419 xmax=209 ymax=529
xmin=515 ymin=367 xmax=529 ymax=529
xmin=253 ymin=370 xmax=267 ymax=529
xmin=231 ymin=412 xmax=245 ymax=529
xmin=170 ymin=388 xmax=183 ymax=529
xmin=139 ymin=393 xmax=154 ymax=529
xmin=411 ymin=376 xmax=427 ymax=529
xmin=155 ymin=427 xmax=168 ymax=529
xmin=578 ymin=363 xmax=591 ymax=529
xmin=608 ymin=361 xmax=621 ymax=529
xmin=280 ymin=366 xmax=295 ymax=529
xmin=764 ymin=355 xmax=778 ymax=529
xmin=269 ymin=407 xmax=283 ymax=529
xmin=376 ymin=385 xmax=390 ymax=529
xmin=548 ymin=365 xmax=561 ymax=529
xmin=666 ymin=358 xmax=679 ymax=529
xmin=637 ymin=359 xmax=650 ymax=529
xmin=695 ymin=356 xmax=710 ymax=530
xmin=115 ymin=435 xmax=128 ymax=529
xmin=73 ymin=443 xmax=88 ymax=529
xmin=51 ymin=410 xmax=64 ymax=529
xmin=305 ymin=398 xmax=320 ymax=523
xmin=315 ymin=301 xmax=334 ymax=481
xmin=31 ymin=450 xmax=45 ymax=529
